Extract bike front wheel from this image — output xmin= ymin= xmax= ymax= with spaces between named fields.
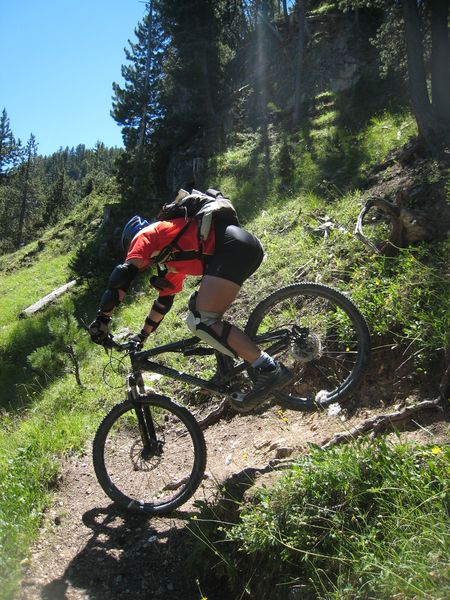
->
xmin=245 ymin=283 xmax=370 ymax=410
xmin=93 ymin=394 xmax=207 ymax=515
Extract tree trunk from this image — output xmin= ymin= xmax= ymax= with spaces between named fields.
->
xmin=194 ymin=12 xmax=217 ymax=127
xmin=67 ymin=344 xmax=83 ymax=387
xmin=402 ymin=0 xmax=439 ymax=152
xmin=292 ymin=0 xmax=308 ymax=127
xmin=256 ymin=6 xmax=271 ymax=190
xmin=16 ymin=152 xmax=32 ymax=248
xmin=199 ymin=46 xmax=217 ymax=125
xmin=20 ymin=280 xmax=77 ymax=317
xmin=430 ymin=0 xmax=450 ymax=138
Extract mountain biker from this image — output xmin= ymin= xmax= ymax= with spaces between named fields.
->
xmin=89 ymin=203 xmax=294 ymax=407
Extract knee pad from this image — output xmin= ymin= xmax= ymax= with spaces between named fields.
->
xmin=185 ymin=296 xmax=237 ymax=358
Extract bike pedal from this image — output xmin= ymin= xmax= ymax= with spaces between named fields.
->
xmin=229 ymin=392 xmax=274 ymax=413
xmin=229 ymin=398 xmax=254 ymax=413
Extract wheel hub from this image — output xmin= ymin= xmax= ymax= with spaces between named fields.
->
xmin=289 ymin=326 xmax=322 ymax=362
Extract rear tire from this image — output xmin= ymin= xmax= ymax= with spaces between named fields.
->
xmin=245 ymin=283 xmax=370 ymax=410
xmin=93 ymin=394 xmax=207 ymax=515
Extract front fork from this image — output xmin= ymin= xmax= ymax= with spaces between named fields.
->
xmin=127 ymin=372 xmax=161 ymax=458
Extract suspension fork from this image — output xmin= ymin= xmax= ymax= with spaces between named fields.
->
xmin=127 ymin=373 xmax=160 ymax=456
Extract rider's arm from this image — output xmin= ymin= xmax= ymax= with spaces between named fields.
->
xmin=98 ymin=258 xmax=146 ymax=317
xmin=139 ymin=271 xmax=185 ymax=334
xmin=141 ymin=295 xmax=175 ymax=334
xmin=89 ymin=258 xmax=144 ymax=343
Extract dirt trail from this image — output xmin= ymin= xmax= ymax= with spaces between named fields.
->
xmin=19 ymin=395 xmax=447 ymax=600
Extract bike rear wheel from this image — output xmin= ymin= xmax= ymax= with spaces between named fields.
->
xmin=93 ymin=394 xmax=207 ymax=515
xmin=245 ymin=283 xmax=370 ymax=410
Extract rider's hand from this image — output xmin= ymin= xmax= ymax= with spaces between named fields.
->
xmin=89 ymin=315 xmax=111 ymax=344
xmin=128 ymin=329 xmax=149 ymax=350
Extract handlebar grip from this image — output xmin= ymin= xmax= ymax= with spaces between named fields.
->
xmin=102 ymin=335 xmax=118 ymax=349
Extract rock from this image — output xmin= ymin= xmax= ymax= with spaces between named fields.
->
xmin=274 ymin=447 xmax=294 ymax=459
xmin=269 ymin=438 xmax=286 ymax=451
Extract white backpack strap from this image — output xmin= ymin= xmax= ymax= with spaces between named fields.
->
xmin=199 ymin=212 xmax=213 ymax=240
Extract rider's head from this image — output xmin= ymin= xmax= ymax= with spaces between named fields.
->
xmin=121 ymin=215 xmax=150 ymax=255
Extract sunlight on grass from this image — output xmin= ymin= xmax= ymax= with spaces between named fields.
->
xmin=208 ymin=440 xmax=449 ymax=599
xmin=0 ymin=252 xmax=71 ymax=334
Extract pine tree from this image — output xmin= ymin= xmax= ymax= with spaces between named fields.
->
xmin=111 ymin=1 xmax=165 ymax=151
xmin=28 ymin=297 xmax=88 ymax=387
xmin=43 ymin=148 xmax=73 ymax=224
xmin=111 ymin=1 xmax=166 ymax=204
xmin=340 ymin=0 xmax=450 ymax=152
xmin=156 ymin=0 xmax=222 ymax=138
xmin=0 ymin=109 xmax=18 ymax=182
xmin=16 ymin=134 xmax=39 ymax=248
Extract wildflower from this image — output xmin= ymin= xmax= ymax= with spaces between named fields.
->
xmin=431 ymin=446 xmax=442 ymax=455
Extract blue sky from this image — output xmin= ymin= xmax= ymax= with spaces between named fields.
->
xmin=0 ymin=0 xmax=146 ymax=156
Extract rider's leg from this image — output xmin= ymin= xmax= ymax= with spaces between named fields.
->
xmin=189 ymin=223 xmax=294 ymax=404
xmin=194 ymin=274 xmax=293 ymax=405
xmin=195 ymin=275 xmax=262 ymax=363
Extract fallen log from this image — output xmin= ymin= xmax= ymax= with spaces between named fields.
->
xmin=20 ymin=280 xmax=77 ymax=317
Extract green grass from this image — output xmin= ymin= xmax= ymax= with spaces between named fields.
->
xmin=207 ymin=439 xmax=449 ymax=599
xmin=0 ymin=311 xmax=136 ymax=598
xmin=0 ymin=251 xmax=70 ymax=334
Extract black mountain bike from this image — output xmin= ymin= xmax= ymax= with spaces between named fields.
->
xmin=93 ymin=282 xmax=370 ymax=515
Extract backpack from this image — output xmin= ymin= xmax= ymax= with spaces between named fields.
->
xmin=152 ymin=188 xmax=239 ymax=265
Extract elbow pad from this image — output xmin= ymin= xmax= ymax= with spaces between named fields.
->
xmin=108 ymin=263 xmax=139 ymax=291
xmin=152 ymin=294 xmax=174 ymax=316
xmin=99 ymin=263 xmax=139 ymax=313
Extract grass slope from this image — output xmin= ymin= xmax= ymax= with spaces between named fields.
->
xmin=0 ymin=95 xmax=448 ymax=598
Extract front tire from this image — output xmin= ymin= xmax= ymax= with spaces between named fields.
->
xmin=93 ymin=394 xmax=207 ymax=515
xmin=245 ymin=283 xmax=370 ymax=410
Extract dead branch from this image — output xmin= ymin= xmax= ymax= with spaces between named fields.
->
xmin=20 ymin=280 xmax=77 ymax=317
xmin=321 ymin=398 xmax=442 ymax=450
xmin=354 ymin=198 xmax=399 ymax=253
xmin=355 ymin=189 xmax=443 ymax=254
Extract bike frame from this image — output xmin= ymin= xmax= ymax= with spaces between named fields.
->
xmin=125 ymin=329 xmax=292 ymax=400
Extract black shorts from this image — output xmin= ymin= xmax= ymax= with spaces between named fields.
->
xmin=204 ymin=221 xmax=264 ymax=286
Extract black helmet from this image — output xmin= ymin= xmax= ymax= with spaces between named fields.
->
xmin=121 ymin=215 xmax=150 ymax=254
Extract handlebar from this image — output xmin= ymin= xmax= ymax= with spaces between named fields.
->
xmin=102 ymin=335 xmax=141 ymax=353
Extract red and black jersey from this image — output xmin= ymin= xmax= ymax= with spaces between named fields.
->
xmin=126 ymin=218 xmax=215 ymax=295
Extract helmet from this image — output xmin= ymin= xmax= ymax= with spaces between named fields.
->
xmin=121 ymin=215 xmax=150 ymax=254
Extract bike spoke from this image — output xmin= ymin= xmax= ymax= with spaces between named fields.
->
xmin=246 ymin=284 xmax=370 ymax=406
xmin=97 ymin=401 xmax=201 ymax=510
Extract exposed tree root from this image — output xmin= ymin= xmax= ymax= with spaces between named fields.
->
xmin=321 ymin=398 xmax=442 ymax=450
xmin=260 ymin=397 xmax=445 ymax=472
xmin=197 ymin=399 xmax=228 ymax=430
